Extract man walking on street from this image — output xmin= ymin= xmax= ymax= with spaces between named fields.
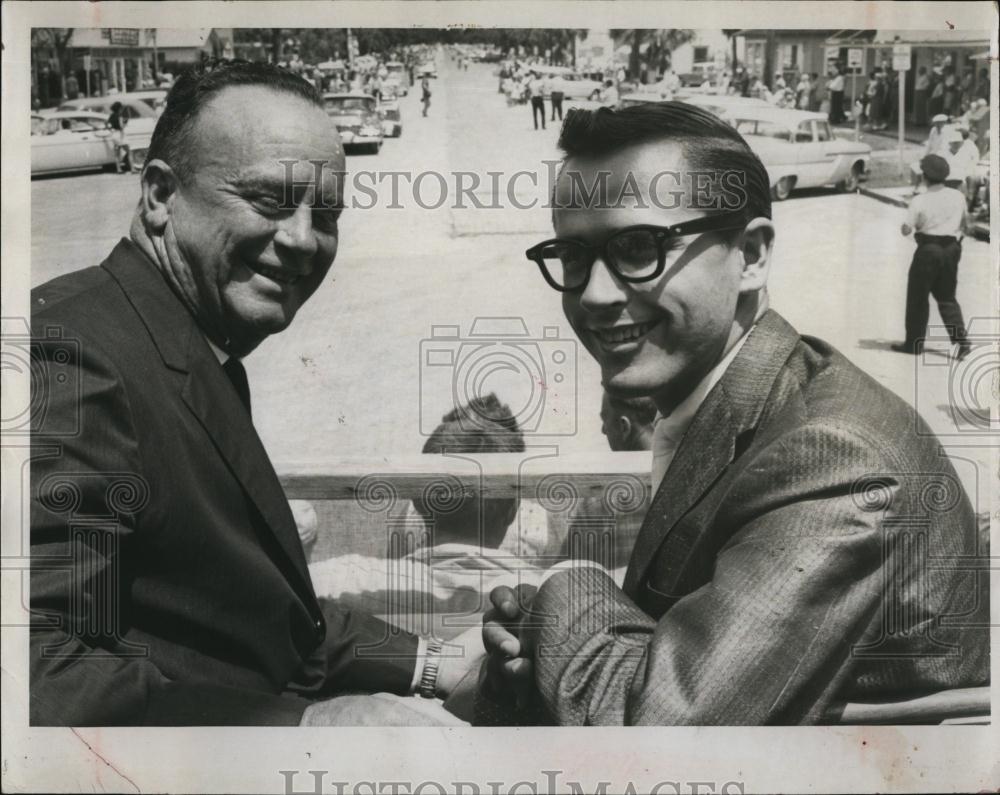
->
xmin=892 ymin=154 xmax=971 ymax=360
xmin=827 ymin=67 xmax=845 ymax=124
xmin=549 ymin=74 xmax=564 ymax=122
xmin=529 ymin=72 xmax=546 ymax=130
xmin=421 ymin=75 xmax=432 ymax=117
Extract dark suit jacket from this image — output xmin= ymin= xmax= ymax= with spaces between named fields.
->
xmin=529 ymin=310 xmax=988 ymax=725
xmin=30 ymin=239 xmax=417 ymax=725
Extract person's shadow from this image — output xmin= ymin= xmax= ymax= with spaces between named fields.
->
xmin=856 ymin=339 xmax=952 ymax=360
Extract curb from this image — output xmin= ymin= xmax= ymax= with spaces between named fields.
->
xmin=859 ymin=186 xmax=908 ymax=209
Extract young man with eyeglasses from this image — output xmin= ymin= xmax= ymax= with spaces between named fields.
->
xmin=479 ymin=103 xmax=987 ymax=725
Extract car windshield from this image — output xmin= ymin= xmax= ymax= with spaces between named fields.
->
xmin=736 ymin=119 xmax=790 ymax=141
xmin=325 ymin=97 xmax=374 ymax=113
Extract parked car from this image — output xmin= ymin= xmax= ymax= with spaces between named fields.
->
xmin=680 ymin=93 xmax=772 ymax=121
xmin=730 ymin=107 xmax=871 ymax=199
xmin=31 ymin=111 xmax=155 ymax=176
xmin=418 ymin=62 xmax=437 ymax=79
xmin=322 ymin=92 xmax=384 ymax=154
xmin=546 ymin=69 xmax=604 ymax=101
xmin=384 ymin=61 xmax=408 ymax=96
xmin=618 ymin=88 xmax=673 ymax=109
xmin=378 ymin=99 xmax=403 ymax=138
xmin=59 ymin=90 xmax=167 ymax=119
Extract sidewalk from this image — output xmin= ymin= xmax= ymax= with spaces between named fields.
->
xmin=832 ymin=117 xmax=931 ymax=148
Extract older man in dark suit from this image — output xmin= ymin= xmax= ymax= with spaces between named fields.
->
xmin=481 ymin=103 xmax=988 ymax=725
xmin=30 ymin=60 xmax=477 ymax=726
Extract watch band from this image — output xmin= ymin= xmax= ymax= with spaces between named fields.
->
xmin=418 ymin=636 xmax=444 ymax=699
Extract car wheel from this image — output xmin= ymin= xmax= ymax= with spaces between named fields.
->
xmin=771 ymin=176 xmax=794 ymax=201
xmin=838 ymin=163 xmax=863 ymax=193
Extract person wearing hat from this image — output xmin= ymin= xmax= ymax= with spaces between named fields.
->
xmin=910 ymin=114 xmax=951 ymax=189
xmin=945 ymin=126 xmax=980 ymax=201
xmin=893 ymin=153 xmax=970 ymax=359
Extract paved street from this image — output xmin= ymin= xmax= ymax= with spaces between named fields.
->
xmin=30 ymin=54 xmax=994 ymax=510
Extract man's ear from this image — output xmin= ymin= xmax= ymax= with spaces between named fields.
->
xmin=618 ymin=416 xmax=633 ymax=445
xmin=738 ymin=216 xmax=775 ymax=293
xmin=139 ymin=159 xmax=180 ymax=235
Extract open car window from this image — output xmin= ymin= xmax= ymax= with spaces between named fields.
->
xmin=815 ymin=121 xmax=832 ymax=142
xmin=65 ymin=117 xmax=105 ymax=132
xmin=794 ymin=121 xmax=814 ymax=143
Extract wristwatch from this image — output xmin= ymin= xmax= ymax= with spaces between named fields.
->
xmin=418 ymin=636 xmax=444 ymax=699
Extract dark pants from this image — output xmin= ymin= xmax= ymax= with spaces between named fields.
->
xmin=531 ymin=96 xmax=545 ymax=129
xmin=550 ymin=92 xmax=564 ymax=121
xmin=913 ymin=89 xmax=928 ymax=126
xmin=829 ymin=91 xmax=844 ymax=124
xmin=904 ymin=234 xmax=968 ymax=346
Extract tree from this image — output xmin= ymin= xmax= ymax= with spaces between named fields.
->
xmin=31 ymin=28 xmax=74 ymax=100
xmin=611 ymin=29 xmax=695 ymax=82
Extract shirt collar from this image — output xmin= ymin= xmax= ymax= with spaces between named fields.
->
xmin=203 ymin=334 xmax=231 ymax=365
xmin=650 ymin=328 xmax=754 ymax=490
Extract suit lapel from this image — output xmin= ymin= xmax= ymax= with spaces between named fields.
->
xmin=623 ymin=310 xmax=801 ymax=598
xmin=180 ymin=338 xmax=312 ymax=580
xmin=102 ymin=239 xmax=315 ymax=596
xmin=623 ymin=387 xmax=736 ymax=597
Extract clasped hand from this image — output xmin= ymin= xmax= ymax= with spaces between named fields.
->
xmin=481 ymin=583 xmax=538 ymax=709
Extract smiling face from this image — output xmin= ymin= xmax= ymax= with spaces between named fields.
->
xmin=554 ymin=140 xmax=767 ymax=411
xmin=156 ymin=85 xmax=345 ymax=354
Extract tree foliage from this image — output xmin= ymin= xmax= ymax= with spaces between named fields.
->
xmin=610 ymin=29 xmax=696 ymax=81
xmin=233 ymin=28 xmax=587 ymax=64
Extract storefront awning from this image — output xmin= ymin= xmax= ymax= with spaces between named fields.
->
xmin=824 ymin=30 xmax=878 ymax=45
xmin=872 ymin=29 xmax=991 ymax=47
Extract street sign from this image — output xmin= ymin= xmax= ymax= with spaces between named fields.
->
xmin=847 ymin=48 xmax=863 ymax=69
xmin=107 ymin=28 xmax=140 ymax=47
xmin=82 ymin=54 xmax=92 ymax=72
xmin=892 ymin=43 xmax=912 ymax=71
xmin=825 ymin=46 xmax=840 ymax=63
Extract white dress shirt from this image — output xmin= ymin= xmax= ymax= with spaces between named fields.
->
xmin=906 ymin=185 xmax=966 ymax=237
xmin=651 ymin=330 xmax=753 ymax=493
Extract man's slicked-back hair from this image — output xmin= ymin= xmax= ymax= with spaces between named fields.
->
xmin=556 ymin=101 xmax=772 ymax=224
xmin=145 ymin=58 xmax=324 ymax=181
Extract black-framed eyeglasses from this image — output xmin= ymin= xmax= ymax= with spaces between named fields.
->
xmin=525 ymin=211 xmax=748 ymax=293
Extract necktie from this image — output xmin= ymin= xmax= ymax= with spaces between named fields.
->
xmin=222 ymin=358 xmax=252 ymax=419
